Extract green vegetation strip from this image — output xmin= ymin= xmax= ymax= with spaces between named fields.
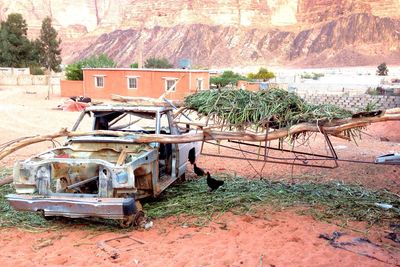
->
xmin=1 ymin=170 xmax=399 ymax=229
xmin=145 ymin=175 xmax=400 ymax=226
xmin=0 ymin=183 xmax=48 ymax=228
xmin=0 ymin=169 xmax=48 ymax=228
xmin=184 ymin=89 xmax=353 ymax=129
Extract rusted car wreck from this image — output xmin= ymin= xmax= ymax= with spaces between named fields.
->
xmin=7 ymin=105 xmax=201 ymax=226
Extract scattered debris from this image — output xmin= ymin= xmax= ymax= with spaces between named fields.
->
xmin=97 ymin=239 xmax=119 ymax=259
xmin=32 ymin=234 xmax=64 ymax=251
xmin=96 ymin=235 xmax=146 ymax=259
xmin=70 ymin=96 xmax=91 ymax=103
xmin=319 ymin=231 xmax=344 ymax=243
xmin=144 ymin=221 xmax=153 ymax=230
xmin=56 ymin=99 xmax=90 ymax=112
xmin=319 ymin=231 xmax=400 ymax=266
xmin=32 ymin=238 xmax=54 ymax=251
xmin=390 ymin=223 xmax=400 ymax=229
xmin=374 ymin=202 xmax=394 ymax=210
xmin=72 ymin=242 xmax=92 ymax=247
xmin=385 ymin=232 xmax=400 ymax=243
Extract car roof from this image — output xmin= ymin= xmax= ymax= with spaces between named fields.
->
xmin=85 ymin=104 xmax=173 ymax=113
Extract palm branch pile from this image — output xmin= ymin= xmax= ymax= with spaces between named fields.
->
xmin=144 ymin=175 xmax=400 ymax=226
xmin=184 ymin=89 xmax=353 ymax=129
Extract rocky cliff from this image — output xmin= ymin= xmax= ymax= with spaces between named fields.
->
xmin=1 ymin=0 xmax=400 ymax=67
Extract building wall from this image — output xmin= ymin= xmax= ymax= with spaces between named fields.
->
xmin=60 ymin=80 xmax=84 ymax=97
xmin=237 ymin=80 xmax=259 ymax=91
xmin=80 ymin=69 xmax=210 ymax=100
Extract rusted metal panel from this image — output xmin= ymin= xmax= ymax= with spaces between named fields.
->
xmin=6 ymin=194 xmax=137 ymax=219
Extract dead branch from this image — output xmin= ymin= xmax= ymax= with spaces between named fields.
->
xmin=0 ymin=108 xmax=399 ymax=162
xmin=0 ymin=176 xmax=13 ymax=186
xmin=0 ymin=128 xmax=70 ymax=161
xmin=111 ymin=94 xmax=183 ymax=107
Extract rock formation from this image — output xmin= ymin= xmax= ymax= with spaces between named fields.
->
xmin=1 ymin=0 xmax=400 ymax=67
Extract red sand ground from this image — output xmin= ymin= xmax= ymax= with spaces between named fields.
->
xmin=0 ymin=87 xmax=399 ymax=266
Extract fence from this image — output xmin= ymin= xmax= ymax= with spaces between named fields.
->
xmin=299 ymin=93 xmax=400 ymax=111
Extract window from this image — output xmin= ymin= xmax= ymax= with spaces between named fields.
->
xmin=196 ymin=78 xmax=203 ymax=90
xmin=165 ymin=79 xmax=177 ymax=92
xmin=95 ymin=76 xmax=104 ymax=88
xmin=127 ymin=77 xmax=138 ymax=89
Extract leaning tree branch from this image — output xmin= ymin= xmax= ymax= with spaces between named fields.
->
xmin=1 ymin=108 xmax=399 ymax=163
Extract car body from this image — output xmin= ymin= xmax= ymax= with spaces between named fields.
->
xmin=7 ymin=104 xmax=201 ymax=224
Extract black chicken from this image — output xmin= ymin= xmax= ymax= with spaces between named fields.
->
xmin=206 ymin=172 xmax=224 ymax=191
xmin=194 ymin=163 xmax=205 ymax=176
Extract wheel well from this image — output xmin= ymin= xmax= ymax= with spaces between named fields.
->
xmin=188 ymin=148 xmax=196 ymax=164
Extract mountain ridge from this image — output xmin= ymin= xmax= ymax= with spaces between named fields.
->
xmin=1 ymin=0 xmax=400 ymax=67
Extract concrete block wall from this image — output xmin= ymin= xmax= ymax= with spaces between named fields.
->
xmin=17 ymin=75 xmax=33 ymax=85
xmin=0 ymin=74 xmax=52 ymax=86
xmin=0 ymin=75 xmax=18 ymax=85
xmin=299 ymin=93 xmax=400 ymax=111
xmin=0 ymin=67 xmax=30 ymax=75
xmin=0 ymin=68 xmax=13 ymax=75
xmin=32 ymin=75 xmax=48 ymax=85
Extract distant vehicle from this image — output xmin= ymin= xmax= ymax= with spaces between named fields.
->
xmin=7 ymin=105 xmax=201 ymax=226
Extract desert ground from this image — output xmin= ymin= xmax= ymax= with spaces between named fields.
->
xmin=0 ymin=86 xmax=399 ymax=266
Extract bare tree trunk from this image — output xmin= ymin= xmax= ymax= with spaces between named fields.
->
xmin=47 ymin=67 xmax=51 ymax=100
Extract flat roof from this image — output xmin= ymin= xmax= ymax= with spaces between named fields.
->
xmin=82 ymin=68 xmax=209 ymax=73
xmin=85 ymin=105 xmax=172 ymax=113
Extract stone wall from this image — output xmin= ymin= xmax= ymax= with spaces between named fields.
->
xmin=0 ymin=67 xmax=30 ymax=75
xmin=0 ymin=75 xmax=49 ymax=86
xmin=299 ymin=93 xmax=400 ymax=111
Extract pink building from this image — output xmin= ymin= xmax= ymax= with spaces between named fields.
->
xmin=61 ymin=68 xmax=210 ymax=100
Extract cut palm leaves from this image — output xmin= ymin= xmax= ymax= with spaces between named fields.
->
xmin=184 ymin=89 xmax=353 ymax=129
xmin=145 ymin=175 xmax=400 ymax=226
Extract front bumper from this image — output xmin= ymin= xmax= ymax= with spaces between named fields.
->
xmin=6 ymin=194 xmax=137 ymax=220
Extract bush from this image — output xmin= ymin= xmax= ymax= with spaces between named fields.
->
xmin=376 ymin=62 xmax=388 ymax=76
xmin=210 ymin=71 xmax=247 ymax=88
xmin=144 ymin=57 xmax=173 ymax=69
xmin=29 ymin=65 xmax=44 ymax=75
xmin=247 ymin=67 xmax=275 ymax=81
xmin=65 ymin=62 xmax=84 ymax=80
xmin=301 ymin=72 xmax=324 ymax=80
xmin=65 ymin=54 xmax=116 ymax=81
xmin=130 ymin=62 xmax=138 ymax=68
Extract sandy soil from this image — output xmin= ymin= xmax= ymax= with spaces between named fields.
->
xmin=0 ymin=86 xmax=399 ymax=266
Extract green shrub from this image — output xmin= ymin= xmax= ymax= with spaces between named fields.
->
xmin=30 ymin=65 xmax=44 ymax=75
xmin=144 ymin=57 xmax=173 ymax=69
xmin=210 ymin=71 xmax=247 ymax=88
xmin=247 ymin=67 xmax=275 ymax=81
xmin=301 ymin=72 xmax=324 ymax=80
xmin=65 ymin=54 xmax=116 ymax=81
